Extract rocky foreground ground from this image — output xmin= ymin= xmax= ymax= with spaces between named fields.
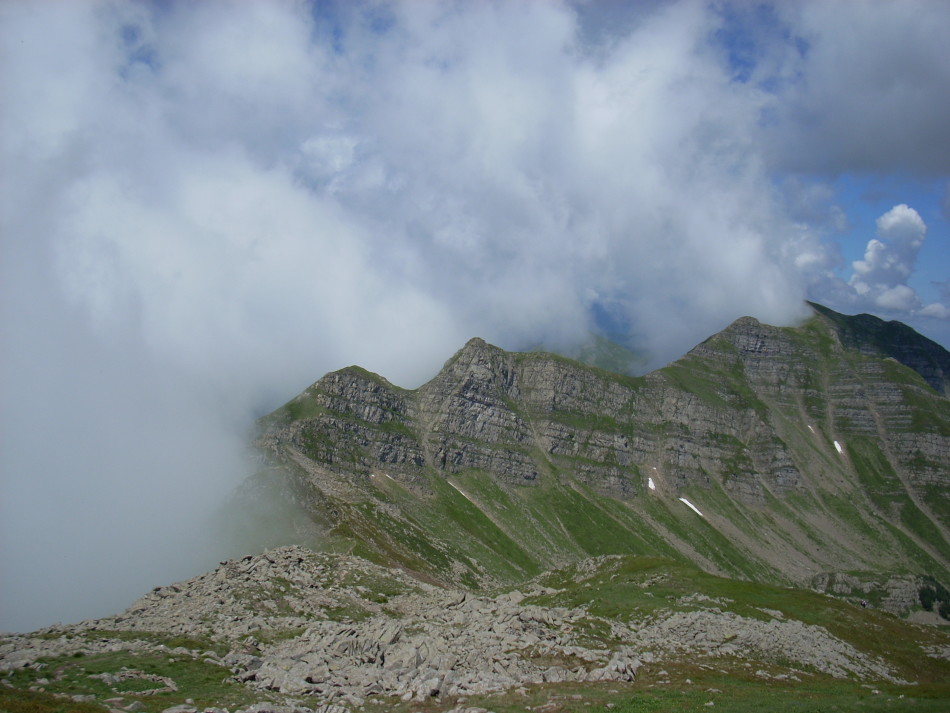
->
xmin=1 ymin=546 xmax=944 ymax=713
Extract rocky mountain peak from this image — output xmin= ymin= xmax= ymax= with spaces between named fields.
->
xmin=441 ymin=335 xmax=507 ymax=372
xmin=424 ymin=336 xmax=519 ymax=404
xmin=689 ymin=315 xmax=787 ymax=358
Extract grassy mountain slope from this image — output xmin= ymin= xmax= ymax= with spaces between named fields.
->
xmin=250 ymin=303 xmax=950 ymax=610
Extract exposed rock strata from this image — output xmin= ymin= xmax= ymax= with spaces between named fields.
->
xmin=259 ymin=310 xmax=950 ymax=504
xmin=251 ymin=304 xmax=950 ymax=592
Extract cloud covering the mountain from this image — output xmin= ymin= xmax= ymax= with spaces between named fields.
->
xmin=2 ymin=0 xmax=949 ymax=630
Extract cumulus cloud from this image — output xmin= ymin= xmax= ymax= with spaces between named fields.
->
xmin=2 ymin=0 xmax=949 ymax=630
xmin=919 ymin=301 xmax=950 ymax=320
xmin=799 ymin=203 xmax=950 ymax=327
xmin=850 ymin=204 xmax=926 ymax=300
xmin=838 ymin=204 xmax=950 ymax=320
xmin=917 ymin=281 xmax=950 ymax=321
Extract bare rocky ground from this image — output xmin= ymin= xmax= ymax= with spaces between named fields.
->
xmin=3 ymin=546 xmax=937 ymax=713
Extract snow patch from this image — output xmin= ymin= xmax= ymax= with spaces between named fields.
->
xmin=807 ymin=425 xmax=815 ymax=434
xmin=834 ymin=440 xmax=843 ymax=454
xmin=449 ymin=481 xmax=476 ymax=504
xmin=648 ymin=477 xmax=656 ymax=491
xmin=678 ymin=497 xmax=704 ymax=517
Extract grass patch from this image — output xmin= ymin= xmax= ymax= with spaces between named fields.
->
xmin=660 ymin=349 xmax=767 ymax=416
xmin=638 ymin=491 xmax=776 ymax=582
xmin=73 ymin=630 xmax=226 ymax=657
xmin=921 ymin=484 xmax=950 ymax=531
xmin=429 ymin=476 xmax=541 ymax=578
xmin=362 ymin=663 xmax=950 ymax=713
xmin=0 ymin=686 xmax=106 ymax=713
xmin=2 ymin=650 xmax=271 ymax=713
xmin=843 ymin=437 xmax=950 ymax=576
xmin=334 ymin=502 xmax=455 ymax=577
xmin=548 ymin=409 xmax=625 ymax=434
xmin=542 ymin=485 xmax=649 ymax=557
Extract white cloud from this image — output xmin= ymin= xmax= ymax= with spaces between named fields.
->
xmin=873 ymin=284 xmax=918 ymax=312
xmin=876 ymin=203 xmax=927 ymax=247
xmin=2 ymin=0 xmax=950 ymax=631
xmin=920 ymin=302 xmax=950 ymax=320
xmin=810 ymin=202 xmax=950 ymax=327
xmin=841 ymin=204 xmax=939 ymax=318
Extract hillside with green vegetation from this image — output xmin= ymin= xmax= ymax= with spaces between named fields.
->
xmin=250 ymin=303 xmax=950 ymax=610
xmin=4 ymin=302 xmax=949 ymax=713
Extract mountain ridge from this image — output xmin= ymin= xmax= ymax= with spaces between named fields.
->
xmin=807 ymin=301 xmax=950 ymax=396
xmin=250 ymin=302 xmax=950 ymax=598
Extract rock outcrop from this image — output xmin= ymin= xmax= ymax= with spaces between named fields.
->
xmin=0 ymin=548 xmax=908 ymax=713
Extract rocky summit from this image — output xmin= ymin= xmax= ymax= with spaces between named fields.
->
xmin=3 ymin=302 xmax=950 ymax=713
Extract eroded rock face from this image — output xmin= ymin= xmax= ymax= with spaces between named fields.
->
xmin=260 ymin=309 xmax=949 ymax=499
xmin=810 ymin=572 xmax=928 ymax=615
